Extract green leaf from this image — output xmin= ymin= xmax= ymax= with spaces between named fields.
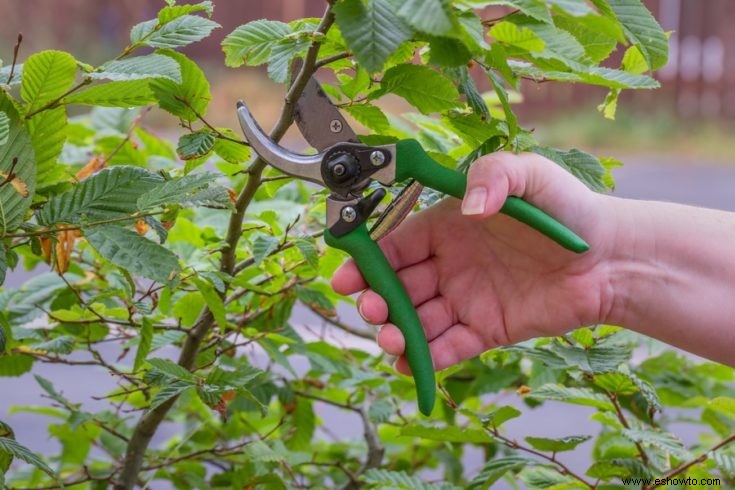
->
xmin=213 ymin=129 xmax=251 ymax=164
xmin=222 ymin=20 xmax=292 ymax=67
xmin=533 ymin=147 xmax=608 ymax=192
xmin=334 ymin=0 xmax=413 ymax=73
xmin=528 ymin=384 xmax=615 ymax=411
xmin=519 ymin=17 xmax=588 ymax=66
xmin=428 ymin=37 xmax=472 ymax=67
xmin=485 ymin=0 xmax=552 ymax=24
xmin=363 ymin=468 xmax=455 ymax=489
xmin=294 ymin=238 xmax=319 ymax=270
xmin=524 ymin=435 xmax=591 ymax=452
xmin=345 ymin=104 xmax=391 ymax=133
xmin=0 ymin=354 xmax=33 ymax=377
xmin=621 ymin=428 xmax=691 ymax=460
xmin=130 ymin=19 xmax=158 ymax=45
xmin=554 ymin=11 xmax=622 ymax=64
xmin=251 ymin=235 xmax=280 ymax=266
xmin=134 ymin=318 xmax=153 ymax=372
xmin=31 ymin=335 xmax=75 ymax=354
xmin=181 ymin=186 xmax=232 ymax=209
xmin=590 ymin=0 xmax=668 ymax=70
xmin=481 ymin=405 xmax=521 ymax=428
xmin=0 ymin=111 xmax=8 ymax=146
xmin=84 ymin=225 xmax=181 ymax=285
xmin=64 ymin=79 xmax=157 ymax=107
xmin=20 ymin=50 xmax=77 ymax=111
xmin=27 ymin=106 xmax=67 ymax=189
xmin=449 ymin=66 xmax=490 ymax=119
xmin=158 ymin=1 xmax=214 ymax=24
xmin=177 ymin=130 xmax=216 ymax=160
xmin=138 ymin=172 xmax=217 ymax=210
xmin=0 ymin=437 xmax=59 ymax=483
xmin=400 ymin=424 xmax=494 ymax=444
xmin=142 ymin=15 xmax=220 ymax=49
xmin=149 ymin=380 xmax=194 ymax=411
xmin=193 ymin=277 xmax=226 ymax=329
xmin=586 ymin=458 xmax=652 ymax=479
xmin=0 ymin=94 xmax=35 ymax=234
xmin=90 ymin=54 xmax=182 ymax=83
xmin=367 ymin=399 xmax=393 ymax=423
xmin=267 ymin=38 xmax=309 ymax=84
xmin=468 ymin=456 xmax=534 ymax=489
xmin=520 ymin=466 xmax=577 ymax=488
xmin=396 ymin=0 xmax=454 ymax=36
xmin=511 ymin=61 xmax=659 ymax=89
xmin=372 ymin=64 xmax=460 ymax=115
xmin=40 ymin=166 xmax=163 ymax=225
xmin=147 ymin=357 xmax=196 ymax=382
xmin=284 ymin=398 xmax=315 ymax=451
xmin=487 ymin=70 xmax=518 ymax=146
xmin=489 ymin=21 xmax=545 ymax=53
xmin=709 ymin=397 xmax=735 ymax=419
xmin=150 ymin=50 xmax=211 ymax=122
xmin=711 ymin=450 xmax=735 ymax=478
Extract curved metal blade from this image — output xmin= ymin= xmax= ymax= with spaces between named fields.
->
xmin=236 ymin=101 xmax=324 ymax=186
xmin=294 ymin=77 xmax=358 ymax=151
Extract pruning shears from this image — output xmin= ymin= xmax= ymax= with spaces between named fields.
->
xmin=237 ymin=78 xmax=589 ymax=416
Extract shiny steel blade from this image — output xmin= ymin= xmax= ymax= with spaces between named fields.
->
xmin=294 ymin=77 xmax=358 ymax=151
xmin=237 ymin=101 xmax=324 ymax=186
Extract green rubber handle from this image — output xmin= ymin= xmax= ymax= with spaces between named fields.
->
xmin=395 ymin=139 xmax=589 ymax=253
xmin=324 ymin=224 xmax=436 ymax=416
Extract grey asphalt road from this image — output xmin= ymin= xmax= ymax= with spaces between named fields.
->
xmin=1 ymin=156 xmax=734 ymax=486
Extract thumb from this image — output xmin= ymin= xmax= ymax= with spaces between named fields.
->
xmin=461 ymin=151 xmax=529 ymax=218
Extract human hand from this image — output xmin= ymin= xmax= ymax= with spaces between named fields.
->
xmin=332 ymin=151 xmax=618 ymax=374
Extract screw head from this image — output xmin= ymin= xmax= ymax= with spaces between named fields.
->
xmin=332 ymin=163 xmax=346 ymax=176
xmin=330 ymin=119 xmax=343 ymax=133
xmin=341 ymin=206 xmax=357 ymax=223
xmin=370 ymin=150 xmax=386 ymax=167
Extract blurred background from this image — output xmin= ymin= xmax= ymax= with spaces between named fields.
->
xmin=1 ymin=0 xmax=734 ymax=483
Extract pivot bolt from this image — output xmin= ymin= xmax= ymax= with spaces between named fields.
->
xmin=332 ymin=163 xmax=346 ymax=176
xmin=341 ymin=206 xmax=357 ymax=223
xmin=330 ymin=119 xmax=343 ymax=133
xmin=370 ymin=150 xmax=386 ymax=167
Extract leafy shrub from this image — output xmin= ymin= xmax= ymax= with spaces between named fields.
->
xmin=0 ymin=1 xmax=733 ymax=489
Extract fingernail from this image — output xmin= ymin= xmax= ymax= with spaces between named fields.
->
xmin=358 ymin=302 xmax=368 ymax=322
xmin=462 ymin=187 xmax=487 ymax=215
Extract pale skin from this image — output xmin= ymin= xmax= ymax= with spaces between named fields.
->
xmin=331 ymin=152 xmax=735 ymax=373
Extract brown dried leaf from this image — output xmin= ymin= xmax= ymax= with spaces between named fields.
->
xmin=0 ymin=171 xmax=29 ymax=197
xmin=135 ymin=219 xmax=150 ymax=235
xmin=75 ymin=155 xmax=106 ymax=180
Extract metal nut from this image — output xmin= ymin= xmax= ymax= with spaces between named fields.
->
xmin=341 ymin=206 xmax=357 ymax=223
xmin=330 ymin=119 xmax=343 ymax=133
xmin=369 ymin=150 xmax=386 ymax=167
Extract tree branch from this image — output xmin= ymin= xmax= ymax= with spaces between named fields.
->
xmin=645 ymin=433 xmax=735 ymax=490
xmin=113 ymin=5 xmax=336 ymax=489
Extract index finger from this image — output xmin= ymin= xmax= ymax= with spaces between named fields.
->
xmin=331 ymin=205 xmax=435 ymax=295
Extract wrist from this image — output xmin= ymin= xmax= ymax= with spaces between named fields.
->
xmin=601 ymin=196 xmax=667 ymax=329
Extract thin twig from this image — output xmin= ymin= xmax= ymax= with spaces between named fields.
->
xmin=174 ymin=95 xmax=249 ymax=146
xmin=315 ymin=51 xmax=352 ymax=69
xmin=645 ymin=433 xmax=735 ymax=490
xmin=6 ymin=33 xmax=22 ymax=84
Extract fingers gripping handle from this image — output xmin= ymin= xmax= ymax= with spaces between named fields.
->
xmin=395 ymin=139 xmax=589 ymax=253
xmin=324 ymin=224 xmax=436 ymax=415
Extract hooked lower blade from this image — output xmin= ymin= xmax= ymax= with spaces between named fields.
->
xmin=294 ymin=77 xmax=358 ymax=151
